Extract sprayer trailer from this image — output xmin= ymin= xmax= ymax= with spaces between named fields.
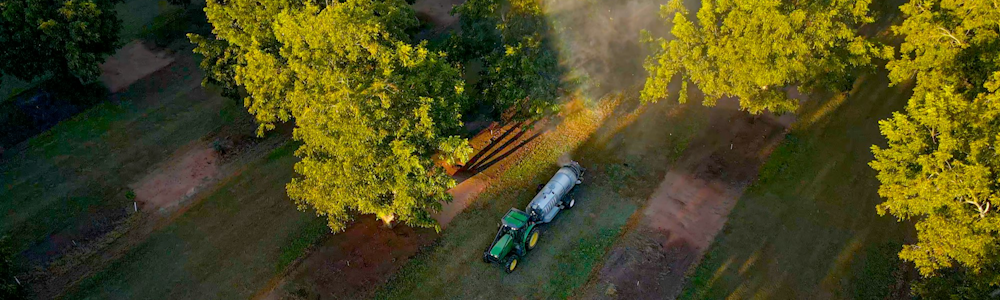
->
xmin=483 ymin=161 xmax=585 ymax=273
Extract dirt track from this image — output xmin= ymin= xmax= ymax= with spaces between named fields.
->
xmin=582 ymin=107 xmax=788 ymax=299
xmin=260 ymin=216 xmax=437 ymax=300
xmin=99 ymin=41 xmax=175 ymax=93
xmin=131 ymin=142 xmax=221 ymax=212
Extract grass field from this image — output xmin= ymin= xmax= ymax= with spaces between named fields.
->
xmin=679 ymin=70 xmax=914 ymax=299
xmin=62 ymin=143 xmax=327 ymax=299
xmin=0 ymin=57 xmax=239 ymax=255
xmin=376 ymin=95 xmax=712 ymax=299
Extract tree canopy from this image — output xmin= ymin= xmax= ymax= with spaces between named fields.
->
xmin=871 ymin=0 xmax=1000 ymax=297
xmin=188 ymin=0 xmax=302 ymax=99
xmin=199 ymin=0 xmax=470 ymax=231
xmin=0 ymin=0 xmax=122 ymax=83
xmin=450 ymin=0 xmax=562 ymax=122
xmin=641 ymin=0 xmax=891 ymax=114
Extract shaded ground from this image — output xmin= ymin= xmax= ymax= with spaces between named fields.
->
xmin=0 ymin=49 xmax=241 ymax=266
xmin=99 ymin=41 xmax=175 ymax=93
xmin=581 ymin=109 xmax=788 ymax=299
xmin=62 ymin=143 xmax=327 ymax=300
xmin=5 ymin=1 xmax=320 ymax=299
xmin=0 ymin=5 xmax=284 ymax=293
xmin=677 ymin=70 xmax=915 ymax=300
xmin=8 ymin=44 xmax=295 ymax=298
xmin=260 ymin=217 xmax=437 ymax=300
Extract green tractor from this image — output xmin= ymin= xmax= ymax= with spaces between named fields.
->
xmin=483 ymin=161 xmax=584 ymax=273
xmin=483 ymin=208 xmax=541 ymax=273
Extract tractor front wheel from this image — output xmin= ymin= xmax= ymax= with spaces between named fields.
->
xmin=505 ymin=255 xmax=519 ymax=273
xmin=526 ymin=228 xmax=540 ymax=251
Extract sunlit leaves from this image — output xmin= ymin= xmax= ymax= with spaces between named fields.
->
xmin=872 ymin=1 xmax=1000 ymax=297
xmin=200 ymin=0 xmax=469 ymax=231
xmin=871 ymin=82 xmax=1000 ymax=296
xmin=642 ymin=0 xmax=888 ymax=114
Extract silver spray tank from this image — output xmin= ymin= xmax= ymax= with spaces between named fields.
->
xmin=526 ymin=161 xmax=584 ymax=224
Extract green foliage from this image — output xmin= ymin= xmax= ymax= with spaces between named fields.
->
xmin=188 ymin=0 xmax=301 ymax=99
xmin=641 ymin=0 xmax=891 ymax=114
xmin=450 ymin=0 xmax=562 ymax=122
xmin=0 ymin=0 xmax=122 ymax=83
xmin=887 ymin=0 xmax=1000 ymax=98
xmin=200 ymin=0 xmax=470 ymax=231
xmin=872 ymin=1 xmax=1000 ymax=297
xmin=871 ymin=85 xmax=1000 ymax=274
xmin=188 ymin=34 xmax=240 ymax=98
xmin=912 ymin=259 xmax=1000 ymax=300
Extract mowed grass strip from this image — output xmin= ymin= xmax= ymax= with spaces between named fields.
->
xmin=0 ymin=76 xmax=240 ymax=254
xmin=680 ymin=70 xmax=914 ymax=299
xmin=64 ymin=142 xmax=327 ymax=299
xmin=376 ymin=96 xmax=711 ymax=299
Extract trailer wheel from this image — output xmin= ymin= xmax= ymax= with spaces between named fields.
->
xmin=504 ymin=255 xmax=519 ymax=273
xmin=526 ymin=228 xmax=540 ymax=251
xmin=564 ymin=198 xmax=575 ymax=209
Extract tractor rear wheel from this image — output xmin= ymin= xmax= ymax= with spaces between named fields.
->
xmin=526 ymin=228 xmax=540 ymax=251
xmin=504 ymin=255 xmax=519 ymax=273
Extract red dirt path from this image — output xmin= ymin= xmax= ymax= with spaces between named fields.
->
xmin=99 ymin=41 xmax=175 ymax=93
xmin=130 ymin=143 xmax=221 ymax=212
xmin=585 ymin=108 xmax=788 ymax=300
xmin=263 ymin=217 xmax=437 ymax=300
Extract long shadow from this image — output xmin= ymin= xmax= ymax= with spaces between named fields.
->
xmin=472 ymin=130 xmax=545 ymax=174
xmin=464 ymin=119 xmax=540 ymax=171
xmin=462 ymin=121 xmax=523 ymax=169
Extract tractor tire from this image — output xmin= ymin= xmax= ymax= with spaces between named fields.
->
xmin=526 ymin=228 xmax=540 ymax=251
xmin=504 ymin=255 xmax=519 ymax=273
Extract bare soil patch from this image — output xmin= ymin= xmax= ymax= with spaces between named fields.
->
xmin=584 ymin=109 xmax=788 ymax=299
xmin=435 ymin=177 xmax=488 ymax=227
xmin=99 ymin=40 xmax=175 ymax=93
xmin=261 ymin=217 xmax=437 ymax=300
xmin=130 ymin=142 xmax=221 ymax=212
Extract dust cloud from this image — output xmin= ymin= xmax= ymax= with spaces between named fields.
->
xmin=557 ymin=152 xmax=574 ymax=166
xmin=542 ymin=0 xmax=699 ymax=99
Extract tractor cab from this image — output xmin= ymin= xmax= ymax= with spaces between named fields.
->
xmin=483 ymin=208 xmax=540 ymax=273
